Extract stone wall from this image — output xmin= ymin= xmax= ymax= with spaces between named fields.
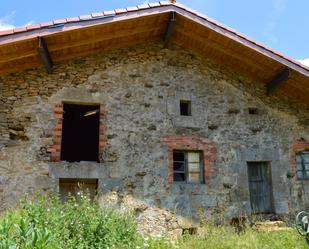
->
xmin=0 ymin=42 xmax=308 ymax=235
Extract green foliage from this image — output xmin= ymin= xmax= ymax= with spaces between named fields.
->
xmin=0 ymin=215 xmax=53 ymax=249
xmin=0 ymin=194 xmax=156 ymax=249
xmin=0 ymin=194 xmax=308 ymax=249
xmin=177 ymin=224 xmax=308 ymax=249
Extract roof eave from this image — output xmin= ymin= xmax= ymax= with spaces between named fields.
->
xmin=0 ymin=4 xmax=308 ymax=78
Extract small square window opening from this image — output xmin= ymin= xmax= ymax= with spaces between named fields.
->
xmin=180 ymin=100 xmax=191 ymax=116
xmin=248 ymin=107 xmax=258 ymax=115
xmin=296 ymin=152 xmax=309 ymax=180
xmin=173 ymin=151 xmax=203 ymax=183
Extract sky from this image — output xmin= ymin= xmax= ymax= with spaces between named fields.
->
xmin=0 ymin=0 xmax=308 ymax=67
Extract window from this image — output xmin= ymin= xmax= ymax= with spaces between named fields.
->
xmin=173 ymin=151 xmax=203 ymax=183
xmin=248 ymin=107 xmax=258 ymax=115
xmin=180 ymin=100 xmax=191 ymax=116
xmin=162 ymin=135 xmax=217 ymax=184
xmin=61 ymin=103 xmax=100 ymax=162
xmin=59 ymin=178 xmax=98 ymax=202
xmin=296 ymin=152 xmax=309 ymax=180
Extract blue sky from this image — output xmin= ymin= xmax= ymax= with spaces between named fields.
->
xmin=0 ymin=0 xmax=308 ymax=66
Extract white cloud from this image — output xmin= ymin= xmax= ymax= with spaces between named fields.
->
xmin=298 ymin=58 xmax=309 ymax=67
xmin=22 ymin=20 xmax=35 ymax=27
xmin=0 ymin=20 xmax=15 ymax=31
xmin=0 ymin=11 xmax=16 ymax=31
xmin=0 ymin=11 xmax=34 ymax=31
xmin=263 ymin=0 xmax=287 ymax=43
xmin=273 ymin=0 xmax=286 ymax=13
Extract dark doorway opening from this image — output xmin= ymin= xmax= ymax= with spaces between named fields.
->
xmin=247 ymin=162 xmax=274 ymax=214
xmin=61 ymin=103 xmax=100 ymax=162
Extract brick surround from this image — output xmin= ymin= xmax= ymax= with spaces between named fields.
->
xmin=48 ymin=104 xmax=63 ymax=162
xmin=290 ymin=138 xmax=309 ymax=176
xmin=98 ymin=104 xmax=107 ymax=162
xmin=161 ymin=135 xmax=217 ymax=184
xmin=48 ymin=103 xmax=107 ymax=162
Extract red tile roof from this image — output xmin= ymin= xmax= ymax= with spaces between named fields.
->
xmin=0 ymin=1 xmax=308 ymax=75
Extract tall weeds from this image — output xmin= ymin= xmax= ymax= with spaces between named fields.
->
xmin=0 ymin=194 xmax=307 ymax=249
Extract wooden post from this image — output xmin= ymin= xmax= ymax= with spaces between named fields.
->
xmin=163 ymin=11 xmax=176 ymax=48
xmin=266 ymin=68 xmax=291 ymax=94
xmin=38 ymin=36 xmax=53 ymax=74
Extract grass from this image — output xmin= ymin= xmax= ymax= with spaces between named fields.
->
xmin=0 ymin=194 xmax=307 ymax=249
xmin=177 ymin=226 xmax=308 ymax=249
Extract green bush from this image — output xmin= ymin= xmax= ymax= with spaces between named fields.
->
xmin=1 ymin=194 xmax=307 ymax=249
xmin=0 ymin=194 xmax=167 ymax=249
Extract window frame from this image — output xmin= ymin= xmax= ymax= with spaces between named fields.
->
xmin=296 ymin=151 xmax=309 ymax=180
xmin=173 ymin=150 xmax=204 ymax=184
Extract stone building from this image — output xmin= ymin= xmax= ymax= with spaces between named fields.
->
xmin=0 ymin=2 xmax=308 ymax=235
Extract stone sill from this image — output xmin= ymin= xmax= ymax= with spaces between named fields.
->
xmin=173 ymin=182 xmax=205 ymax=186
xmin=48 ymin=161 xmax=108 ymax=179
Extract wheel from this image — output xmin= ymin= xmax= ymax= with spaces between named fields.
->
xmin=296 ymin=211 xmax=308 ymax=236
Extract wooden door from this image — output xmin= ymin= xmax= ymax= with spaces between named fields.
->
xmin=247 ymin=162 xmax=273 ymax=214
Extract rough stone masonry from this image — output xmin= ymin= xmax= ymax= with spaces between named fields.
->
xmin=0 ymin=42 xmax=308 ymax=236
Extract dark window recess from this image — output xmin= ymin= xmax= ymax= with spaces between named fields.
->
xmin=180 ymin=100 xmax=191 ymax=116
xmin=59 ymin=178 xmax=98 ymax=202
xmin=61 ymin=103 xmax=100 ymax=162
xmin=296 ymin=152 xmax=309 ymax=180
xmin=173 ymin=151 xmax=203 ymax=183
xmin=248 ymin=107 xmax=259 ymax=115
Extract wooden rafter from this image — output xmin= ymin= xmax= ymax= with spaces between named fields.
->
xmin=38 ymin=36 xmax=53 ymax=73
xmin=163 ymin=11 xmax=176 ymax=48
xmin=267 ymin=68 xmax=291 ymax=94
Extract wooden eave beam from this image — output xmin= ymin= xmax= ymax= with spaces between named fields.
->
xmin=37 ymin=36 xmax=53 ymax=74
xmin=163 ymin=11 xmax=176 ymax=48
xmin=0 ymin=22 xmax=167 ymax=64
xmin=266 ymin=68 xmax=291 ymax=94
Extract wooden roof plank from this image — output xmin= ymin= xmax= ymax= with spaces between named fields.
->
xmin=47 ymin=21 xmax=166 ymax=53
xmin=51 ymin=33 xmax=162 ymax=63
xmin=172 ymin=28 xmax=276 ymax=76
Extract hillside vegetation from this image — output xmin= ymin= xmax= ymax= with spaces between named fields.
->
xmin=0 ymin=194 xmax=307 ymax=249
